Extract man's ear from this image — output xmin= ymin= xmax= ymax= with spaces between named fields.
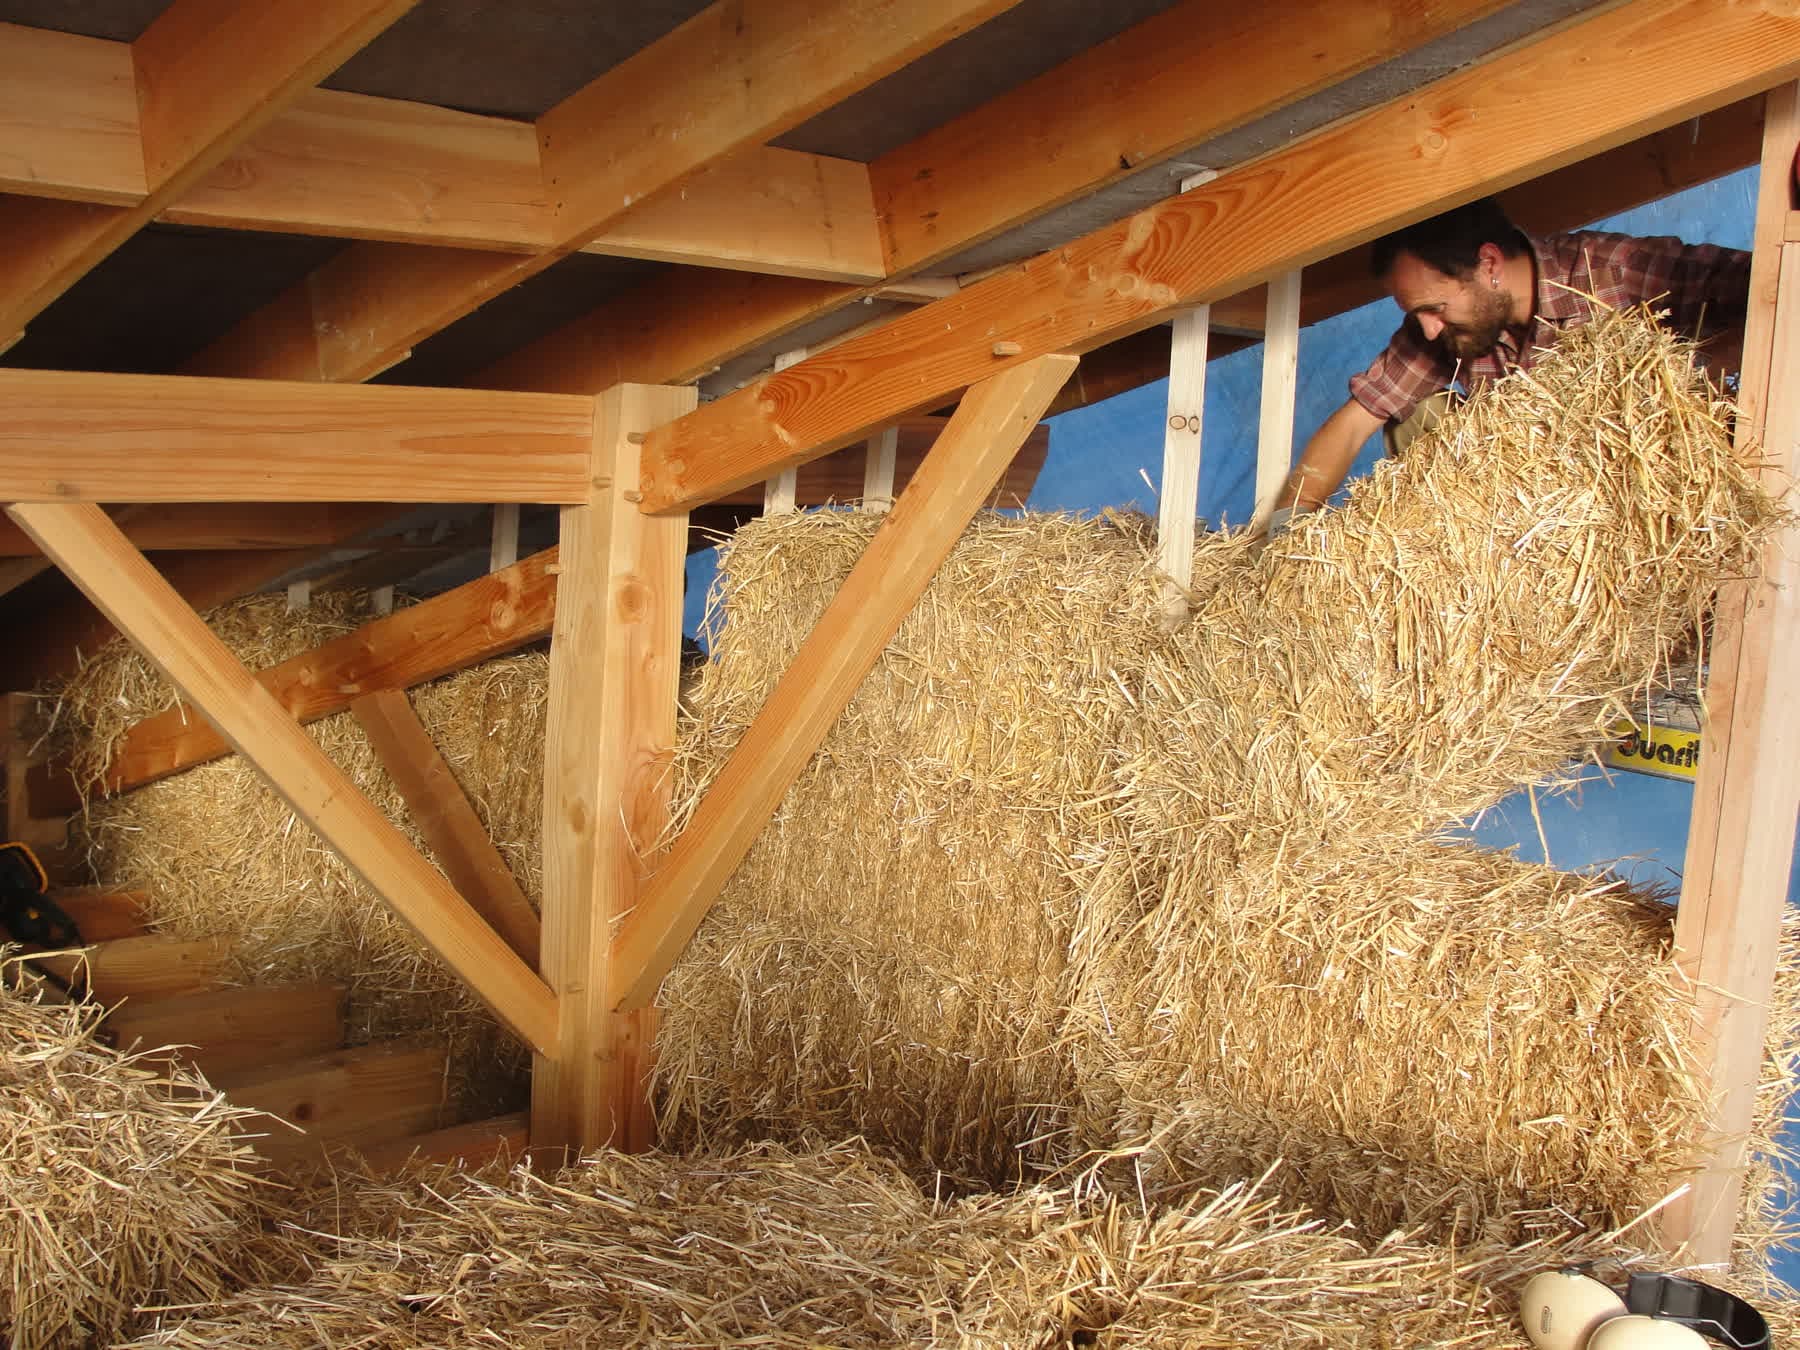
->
xmin=1475 ymin=241 xmax=1506 ymax=283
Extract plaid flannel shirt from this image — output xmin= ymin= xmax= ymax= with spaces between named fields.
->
xmin=1347 ymin=229 xmax=1751 ymax=423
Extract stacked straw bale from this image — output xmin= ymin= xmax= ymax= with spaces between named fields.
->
xmin=1 ymin=953 xmax=274 ymax=1348
xmin=47 ymin=591 xmax=549 ymax=1115
xmin=655 ymin=309 xmax=1793 ymax=1243
xmin=117 ymin=1138 xmax=1800 ymax=1348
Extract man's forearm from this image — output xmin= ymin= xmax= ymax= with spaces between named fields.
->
xmin=1280 ymin=399 xmax=1383 ymax=511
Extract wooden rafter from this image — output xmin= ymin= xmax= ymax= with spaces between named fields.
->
xmin=6 ymin=502 xmax=560 ymax=1056
xmin=0 ymin=0 xmax=417 ymax=336
xmin=639 ymin=0 xmax=1800 ymax=512
xmin=0 ymin=504 xmax=404 ymax=557
xmin=610 ymin=354 xmax=1076 ymax=1012
xmin=185 ymin=0 xmax=1019 ymax=384
xmin=0 ymin=369 xmax=594 ymax=503
xmin=534 ymin=383 xmax=695 ymax=1156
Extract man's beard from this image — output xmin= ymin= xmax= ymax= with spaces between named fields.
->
xmin=1439 ymin=284 xmax=1512 ymax=360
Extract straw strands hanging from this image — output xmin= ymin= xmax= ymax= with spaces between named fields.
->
xmin=113 ymin=1136 xmax=1800 ymax=1349
xmin=1 ymin=954 xmax=273 ymax=1349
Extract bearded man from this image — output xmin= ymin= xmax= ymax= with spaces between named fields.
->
xmin=1272 ymin=197 xmax=1750 ymax=526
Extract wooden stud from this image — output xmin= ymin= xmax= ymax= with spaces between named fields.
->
xmin=1662 ymin=80 xmax=1800 ymax=1266
xmin=1254 ymin=269 xmax=1302 ymax=530
xmin=532 ymin=383 xmax=696 ymax=1157
xmin=763 ymin=348 xmax=807 ymax=514
xmin=352 ymin=689 xmax=541 ymax=968
xmin=0 ymin=368 xmax=595 ymax=504
xmin=861 ymin=426 xmax=900 ymax=513
xmin=639 ymin=0 xmax=1800 ymax=513
xmin=1157 ymin=304 xmax=1210 ymax=623
xmin=490 ymin=504 xmax=521 ymax=572
xmin=286 ymin=579 xmax=312 ymax=613
xmin=611 ymin=355 xmax=1077 ymax=1011
xmin=29 ymin=547 xmax=562 ymax=814
xmin=6 ymin=502 xmax=560 ymax=1056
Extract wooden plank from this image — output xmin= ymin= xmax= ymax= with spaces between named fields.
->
xmin=871 ymin=0 xmax=1514 ymax=275
xmin=1662 ymin=81 xmax=1800 ymax=1266
xmin=533 ymin=383 xmax=695 ymax=1157
xmin=44 ymin=889 xmax=150 ymax=943
xmin=219 ymin=1042 xmax=446 ymax=1169
xmin=352 ymin=689 xmax=541 ymax=968
xmin=611 ymin=355 xmax=1075 ymax=1011
xmin=29 ymin=547 xmax=561 ymax=814
xmin=104 ymin=982 xmax=346 ymax=1081
xmin=763 ymin=349 xmax=808 ymax=514
xmin=353 ymin=1111 xmax=529 ymax=1173
xmin=0 ymin=369 xmax=595 ymax=504
xmin=1157 ymin=304 xmax=1209 ymax=624
xmin=6 ymin=502 xmax=560 ymax=1056
xmin=640 ymin=0 xmax=1800 ymax=514
xmin=34 ymin=935 xmax=231 ymax=1004
xmin=0 ymin=23 xmax=145 ymax=203
xmin=0 ymin=503 xmax=400 ymax=558
xmin=1253 ymin=269 xmax=1302 ymax=530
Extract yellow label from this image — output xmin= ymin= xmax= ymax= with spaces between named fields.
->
xmin=1605 ymin=719 xmax=1702 ymax=782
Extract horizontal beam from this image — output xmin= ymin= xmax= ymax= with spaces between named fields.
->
xmin=639 ymin=0 xmax=1800 ymax=512
xmin=0 ymin=369 xmax=596 ymax=502
xmin=31 ymin=546 xmax=561 ymax=813
xmin=9 ymin=501 xmax=560 ymax=1056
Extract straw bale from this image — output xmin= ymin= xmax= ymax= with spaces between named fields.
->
xmin=654 ymin=309 xmax=1791 ymax=1242
xmin=116 ymin=1137 xmax=1800 ymax=1348
xmin=48 ymin=593 xmax=549 ymax=1117
xmin=1 ymin=951 xmax=275 ymax=1349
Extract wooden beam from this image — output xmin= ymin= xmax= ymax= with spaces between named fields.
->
xmin=1663 ymin=81 xmax=1800 ymax=1265
xmin=1253 ymin=270 xmax=1302 ymax=530
xmin=640 ymin=0 xmax=1800 ymax=513
xmin=467 ymin=270 xmax=861 ymax=395
xmin=30 ymin=547 xmax=562 ymax=814
xmin=0 ymin=369 xmax=595 ymax=503
xmin=0 ymin=0 xmax=417 ymax=335
xmin=862 ymin=426 xmax=900 ymax=513
xmin=0 ymin=23 xmax=144 ymax=205
xmin=871 ymin=0 xmax=1514 ymax=276
xmin=352 ymin=690 xmax=541 ymax=969
xmin=534 ymin=383 xmax=695 ymax=1156
xmin=0 ymin=503 xmax=400 ymax=558
xmin=611 ymin=354 xmax=1075 ymax=1011
xmin=6 ymin=502 xmax=560 ymax=1056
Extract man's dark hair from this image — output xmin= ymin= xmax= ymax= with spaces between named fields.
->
xmin=1370 ymin=198 xmax=1528 ymax=280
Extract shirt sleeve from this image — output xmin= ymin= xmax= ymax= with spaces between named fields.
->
xmin=1590 ymin=232 xmax=1752 ymax=336
xmin=1347 ymin=319 xmax=1459 ymax=423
